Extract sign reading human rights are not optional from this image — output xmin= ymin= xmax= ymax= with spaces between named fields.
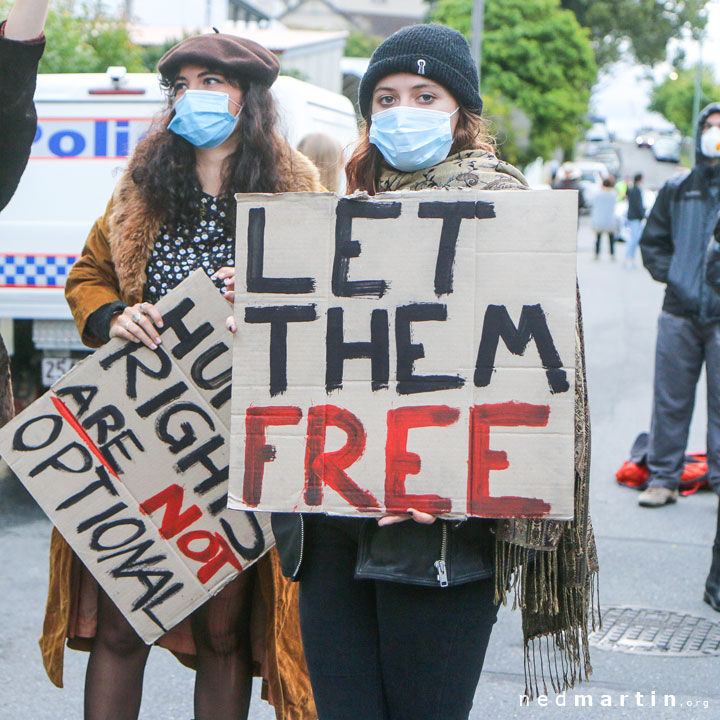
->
xmin=228 ymin=189 xmax=578 ymax=521
xmin=0 ymin=271 xmax=271 ymax=644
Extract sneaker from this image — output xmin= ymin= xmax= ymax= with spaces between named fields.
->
xmin=637 ymin=486 xmax=679 ymax=507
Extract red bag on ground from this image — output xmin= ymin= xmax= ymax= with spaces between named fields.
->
xmin=615 ymin=433 xmax=709 ymax=495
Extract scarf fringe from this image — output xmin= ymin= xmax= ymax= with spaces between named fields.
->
xmin=497 ymin=540 xmax=602 ymax=703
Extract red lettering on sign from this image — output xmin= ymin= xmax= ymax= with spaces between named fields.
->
xmin=177 ymin=529 xmax=243 ymax=584
xmin=305 ymin=405 xmax=378 ymax=509
xmin=243 ymin=406 xmax=302 ymax=506
xmin=385 ymin=405 xmax=459 ymax=514
xmin=467 ymin=401 xmax=551 ymax=517
xmin=139 ymin=484 xmax=202 ymax=539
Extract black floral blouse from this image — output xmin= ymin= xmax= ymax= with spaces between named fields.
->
xmin=143 ymin=190 xmax=234 ymax=304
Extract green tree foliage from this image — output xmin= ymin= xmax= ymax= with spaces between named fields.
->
xmin=430 ymin=0 xmax=596 ymax=164
xmin=559 ymin=0 xmax=710 ymax=67
xmin=650 ymin=66 xmax=720 ymax=136
xmin=344 ymin=30 xmax=382 ymax=58
xmin=0 ymin=0 xmax=145 ymax=72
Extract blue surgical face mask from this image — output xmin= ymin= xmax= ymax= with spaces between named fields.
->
xmin=368 ymin=105 xmax=458 ymax=172
xmin=168 ymin=89 xmax=242 ymax=149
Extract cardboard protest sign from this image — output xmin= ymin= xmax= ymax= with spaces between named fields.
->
xmin=0 ymin=270 xmax=271 ymax=644
xmin=228 ymin=189 xmax=577 ymax=521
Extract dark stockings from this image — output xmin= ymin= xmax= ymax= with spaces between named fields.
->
xmin=84 ymin=588 xmax=151 ymax=720
xmin=84 ymin=568 xmax=256 ymax=720
xmin=191 ymin=568 xmax=256 ymax=720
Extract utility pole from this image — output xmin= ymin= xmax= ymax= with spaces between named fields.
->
xmin=470 ymin=0 xmax=485 ymax=91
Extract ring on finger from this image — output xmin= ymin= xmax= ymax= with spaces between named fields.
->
xmin=132 ymin=312 xmax=142 ymax=324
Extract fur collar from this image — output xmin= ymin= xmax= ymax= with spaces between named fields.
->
xmin=108 ymin=147 xmax=322 ymax=304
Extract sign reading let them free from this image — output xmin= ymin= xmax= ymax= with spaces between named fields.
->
xmin=228 ymin=189 xmax=578 ymax=520
xmin=0 ymin=271 xmax=271 ymax=644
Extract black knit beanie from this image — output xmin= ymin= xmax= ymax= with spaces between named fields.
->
xmin=358 ymin=24 xmax=482 ymax=119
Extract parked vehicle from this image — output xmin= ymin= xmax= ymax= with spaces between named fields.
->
xmin=588 ymin=144 xmax=622 ymax=178
xmin=552 ymin=160 xmax=609 ymax=211
xmin=635 ymin=128 xmax=658 ymax=148
xmin=651 ymin=132 xmax=681 ymax=163
xmin=0 ymin=68 xmax=359 ymax=408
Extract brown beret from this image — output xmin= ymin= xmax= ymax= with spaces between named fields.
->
xmin=158 ymin=32 xmax=280 ymax=87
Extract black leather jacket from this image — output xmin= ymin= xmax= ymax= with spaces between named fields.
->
xmin=271 ymin=512 xmax=495 ymax=587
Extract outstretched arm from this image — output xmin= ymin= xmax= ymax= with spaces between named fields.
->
xmin=4 ymin=0 xmax=49 ymax=40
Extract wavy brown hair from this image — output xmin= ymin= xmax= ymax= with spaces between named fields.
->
xmin=346 ymin=107 xmax=496 ymax=195
xmin=129 ymin=69 xmax=295 ymax=235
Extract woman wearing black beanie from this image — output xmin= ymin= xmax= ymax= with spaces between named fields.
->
xmin=271 ymin=21 xmax=597 ymax=720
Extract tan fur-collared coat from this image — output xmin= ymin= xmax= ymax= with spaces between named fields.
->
xmin=41 ymin=146 xmax=322 ymax=720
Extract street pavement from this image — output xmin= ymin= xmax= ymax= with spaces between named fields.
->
xmin=2 ymin=147 xmax=719 ymax=718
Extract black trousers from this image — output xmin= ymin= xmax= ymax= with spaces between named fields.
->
xmin=595 ymin=231 xmax=615 ymax=256
xmin=298 ymin=517 xmax=499 ymax=720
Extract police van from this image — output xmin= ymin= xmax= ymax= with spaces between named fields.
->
xmin=0 ymin=68 xmax=358 ymax=408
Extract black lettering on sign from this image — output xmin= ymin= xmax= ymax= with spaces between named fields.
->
xmin=325 ymin=307 xmax=389 ymax=392
xmin=90 ymin=518 xmax=146 ymax=551
xmin=82 ymin=405 xmax=126 ymax=445
xmin=395 ymin=303 xmax=465 ymax=395
xmin=210 ymin=385 xmax=231 ymax=410
xmin=417 ymin=201 xmax=474 ymax=296
xmin=474 ymin=304 xmax=569 ymax=393
xmin=56 ymin=464 xmax=119 ymax=511
xmin=101 ymin=344 xmax=172 ymax=400
xmin=176 ymin=434 xmax=228 ymax=495
xmin=220 ymin=514 xmax=265 ymax=562
xmin=159 ymin=297 xmax=213 ymax=360
xmin=141 ymin=583 xmax=185 ymax=631
xmin=191 ymin=342 xmax=231 ymax=390
xmin=245 ymin=305 xmax=317 ymax=396
xmin=100 ymin=429 xmax=145 ymax=475
xmin=156 ymin=401 xmax=216 ymax=455
xmin=13 ymin=414 xmax=63 ymax=452
xmin=246 ymin=207 xmax=315 ymax=293
xmin=332 ymin=199 xmax=401 ymax=298
xmin=30 ymin=441 xmax=93 ymax=477
xmin=77 ymin=502 xmax=128 ymax=533
xmin=136 ymin=382 xmax=188 ymax=419
xmin=55 ymin=385 xmax=99 ymax=418
xmin=99 ymin=539 xmax=175 ymax=611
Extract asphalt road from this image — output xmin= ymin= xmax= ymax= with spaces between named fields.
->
xmin=2 ymin=147 xmax=719 ymax=719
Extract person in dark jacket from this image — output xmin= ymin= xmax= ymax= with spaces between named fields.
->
xmin=638 ymin=103 xmax=720 ymax=513
xmin=0 ymin=0 xmax=48 ymax=428
xmin=269 ymin=23 xmax=598 ymax=720
xmin=624 ymin=173 xmax=645 ymax=266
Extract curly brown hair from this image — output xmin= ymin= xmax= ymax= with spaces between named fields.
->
xmin=346 ymin=107 xmax=496 ymax=195
xmin=129 ymin=70 xmax=296 ymax=235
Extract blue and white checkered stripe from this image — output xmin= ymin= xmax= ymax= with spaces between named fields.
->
xmin=0 ymin=254 xmax=79 ymax=288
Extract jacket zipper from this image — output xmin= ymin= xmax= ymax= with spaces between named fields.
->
xmin=433 ymin=523 xmax=449 ymax=587
xmin=292 ymin=515 xmax=305 ymax=580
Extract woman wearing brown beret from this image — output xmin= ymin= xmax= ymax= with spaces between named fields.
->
xmin=40 ymin=32 xmax=321 ymax=720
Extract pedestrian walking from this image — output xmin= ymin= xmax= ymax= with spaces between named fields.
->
xmin=41 ymin=31 xmax=321 ymax=720
xmin=638 ymin=102 xmax=720 ymax=516
xmin=624 ymin=173 xmax=646 ymax=267
xmin=591 ymin=177 xmax=619 ymax=259
xmin=267 ymin=23 xmax=598 ymax=720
